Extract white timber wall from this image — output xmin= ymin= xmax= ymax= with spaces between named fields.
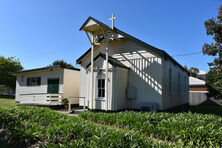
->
xmin=94 ymin=58 xmax=113 ymax=110
xmin=109 ymin=39 xmax=163 ymax=110
xmin=79 ymin=57 xmax=113 ymax=110
xmin=79 ymin=38 xmax=164 ymax=110
xmin=113 ymin=67 xmax=128 ymax=110
xmin=163 ymin=59 xmax=189 ymax=109
xmin=63 ymin=69 xmax=80 ymax=104
xmin=15 ymin=69 xmax=64 ymax=104
xmin=79 ymin=66 xmax=90 ymax=107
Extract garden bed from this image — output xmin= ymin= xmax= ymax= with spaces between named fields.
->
xmin=0 ymin=106 xmax=172 ymax=147
xmin=79 ymin=111 xmax=222 ymax=147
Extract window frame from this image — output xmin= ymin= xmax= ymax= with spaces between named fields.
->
xmin=26 ymin=77 xmax=41 ymax=86
xmin=96 ymin=74 xmax=106 ymax=100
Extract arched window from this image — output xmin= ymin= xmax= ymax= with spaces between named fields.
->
xmin=169 ymin=67 xmax=172 ymax=92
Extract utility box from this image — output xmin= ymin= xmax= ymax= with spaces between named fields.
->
xmin=127 ymin=86 xmax=136 ymax=99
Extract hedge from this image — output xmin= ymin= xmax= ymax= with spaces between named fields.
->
xmin=79 ymin=111 xmax=222 ymax=147
xmin=0 ymin=106 xmax=173 ymax=147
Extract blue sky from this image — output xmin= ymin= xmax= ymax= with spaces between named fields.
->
xmin=0 ymin=0 xmax=221 ymax=71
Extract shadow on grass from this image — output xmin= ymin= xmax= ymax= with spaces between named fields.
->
xmin=161 ymin=103 xmax=222 ymax=116
xmin=189 ymin=97 xmax=222 ymax=116
xmin=0 ymin=95 xmax=14 ymax=100
xmin=189 ymin=105 xmax=222 ymax=116
xmin=0 ymin=130 xmax=27 ymax=148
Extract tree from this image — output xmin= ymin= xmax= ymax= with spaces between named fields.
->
xmin=184 ymin=65 xmax=199 ymax=77
xmin=203 ymin=5 xmax=222 ymax=99
xmin=184 ymin=65 xmax=188 ymax=71
xmin=48 ymin=60 xmax=74 ymax=68
xmin=0 ymin=56 xmax=23 ymax=89
xmin=189 ymin=67 xmax=200 ymax=77
xmin=206 ymin=70 xmax=222 ymax=99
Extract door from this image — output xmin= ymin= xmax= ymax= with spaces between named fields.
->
xmin=47 ymin=78 xmax=59 ymax=94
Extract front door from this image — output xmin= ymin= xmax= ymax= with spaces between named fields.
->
xmin=47 ymin=78 xmax=59 ymax=94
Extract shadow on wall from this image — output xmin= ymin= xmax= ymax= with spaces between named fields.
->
xmin=116 ymin=51 xmax=162 ymax=109
xmin=190 ymin=91 xmax=222 ymax=106
xmin=199 ymin=97 xmax=222 ymax=106
xmin=119 ymin=51 xmax=162 ymax=93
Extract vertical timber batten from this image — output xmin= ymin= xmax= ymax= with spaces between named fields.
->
xmin=105 ymin=41 xmax=109 ymax=111
xmin=91 ymin=35 xmax=94 ymax=110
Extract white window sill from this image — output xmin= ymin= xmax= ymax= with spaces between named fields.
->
xmin=95 ymin=98 xmax=106 ymax=101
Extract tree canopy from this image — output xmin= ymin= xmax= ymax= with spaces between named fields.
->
xmin=206 ymin=70 xmax=222 ymax=99
xmin=202 ymin=5 xmax=222 ymax=99
xmin=184 ymin=65 xmax=199 ymax=77
xmin=48 ymin=60 xmax=74 ymax=68
xmin=0 ymin=56 xmax=23 ymax=89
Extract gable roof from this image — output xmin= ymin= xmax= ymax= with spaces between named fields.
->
xmin=80 ymin=16 xmax=111 ymax=32
xmin=12 ymin=65 xmax=80 ymax=75
xmin=189 ymin=76 xmax=206 ymax=86
xmin=77 ymin=16 xmax=189 ymax=74
xmin=86 ymin=53 xmax=129 ymax=69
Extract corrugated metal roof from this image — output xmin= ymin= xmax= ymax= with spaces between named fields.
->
xmin=189 ymin=76 xmax=205 ymax=86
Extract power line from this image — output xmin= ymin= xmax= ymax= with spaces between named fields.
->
xmin=172 ymin=52 xmax=202 ymax=57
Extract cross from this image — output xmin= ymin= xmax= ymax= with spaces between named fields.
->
xmin=109 ymin=14 xmax=116 ymax=29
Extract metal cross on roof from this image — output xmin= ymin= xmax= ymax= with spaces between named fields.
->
xmin=109 ymin=14 xmax=116 ymax=29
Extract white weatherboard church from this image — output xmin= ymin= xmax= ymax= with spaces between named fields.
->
xmin=77 ymin=15 xmax=189 ymax=111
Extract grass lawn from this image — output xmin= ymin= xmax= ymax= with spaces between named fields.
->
xmin=189 ymin=105 xmax=222 ymax=116
xmin=0 ymin=96 xmax=17 ymax=108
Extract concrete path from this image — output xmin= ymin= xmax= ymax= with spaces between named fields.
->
xmin=55 ymin=109 xmax=85 ymax=116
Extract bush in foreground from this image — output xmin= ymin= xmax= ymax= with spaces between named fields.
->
xmin=79 ymin=111 xmax=222 ymax=147
xmin=0 ymin=106 xmax=172 ymax=147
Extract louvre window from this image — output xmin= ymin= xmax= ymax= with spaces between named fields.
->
xmin=27 ymin=77 xmax=41 ymax=86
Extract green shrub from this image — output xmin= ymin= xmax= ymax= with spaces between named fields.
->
xmin=79 ymin=111 xmax=222 ymax=147
xmin=0 ymin=106 xmax=172 ymax=147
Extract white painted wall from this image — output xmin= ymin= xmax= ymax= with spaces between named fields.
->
xmin=113 ymin=67 xmax=128 ymax=110
xmin=15 ymin=69 xmax=64 ymax=104
xmin=79 ymin=66 xmax=90 ymax=107
xmin=79 ymin=57 xmax=113 ymax=110
xmin=63 ymin=69 xmax=80 ymax=104
xmin=162 ymin=59 xmax=189 ymax=109
xmin=79 ymin=39 xmax=163 ymax=110
xmin=79 ymin=38 xmax=189 ymax=110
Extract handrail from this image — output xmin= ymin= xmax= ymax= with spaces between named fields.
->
xmin=68 ymin=96 xmax=86 ymax=113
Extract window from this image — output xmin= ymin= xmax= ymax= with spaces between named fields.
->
xmin=98 ymin=78 xmax=105 ymax=98
xmin=27 ymin=77 xmax=41 ymax=86
xmin=169 ymin=68 xmax=172 ymax=93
